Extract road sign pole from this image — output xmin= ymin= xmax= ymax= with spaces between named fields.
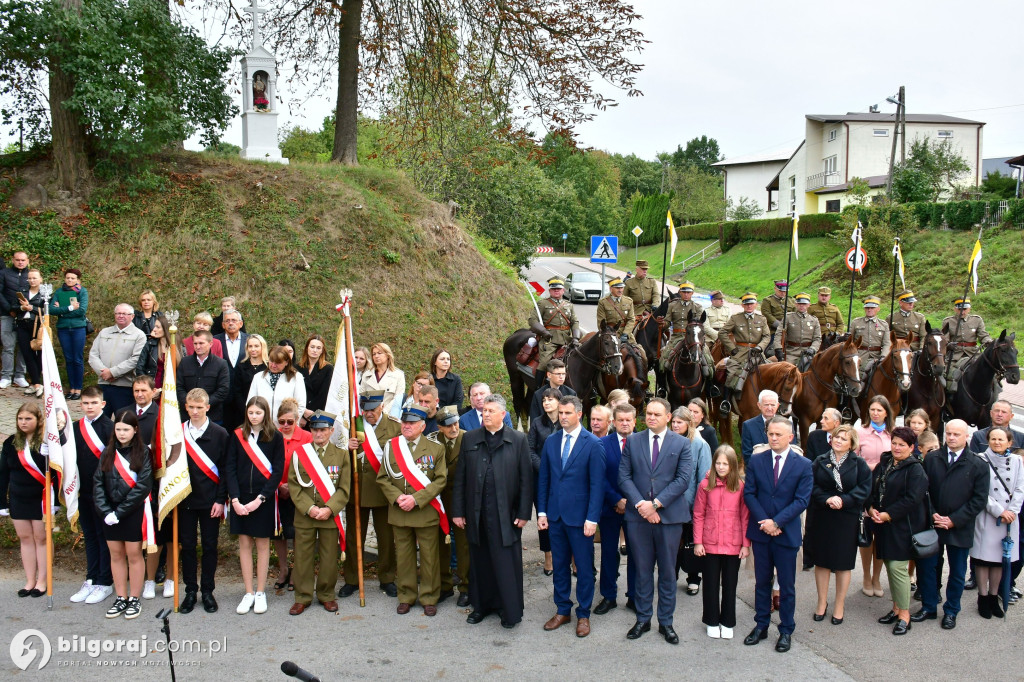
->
xmin=601 ymin=264 xmax=606 ymax=302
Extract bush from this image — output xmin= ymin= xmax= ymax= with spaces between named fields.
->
xmin=626 ymin=194 xmax=673 ymax=245
xmin=676 ymin=212 xmax=841 ymax=251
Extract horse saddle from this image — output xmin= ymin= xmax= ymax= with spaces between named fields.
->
xmin=516 ymin=338 xmax=567 ymax=374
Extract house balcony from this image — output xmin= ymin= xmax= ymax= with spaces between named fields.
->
xmin=806 ymin=171 xmax=841 ymax=191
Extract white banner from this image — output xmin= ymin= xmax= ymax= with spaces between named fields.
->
xmin=41 ymin=324 xmax=79 ymax=527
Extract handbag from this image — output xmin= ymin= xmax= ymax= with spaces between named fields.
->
xmin=857 ymin=512 xmax=873 ymax=547
xmin=911 ymin=491 xmax=940 ymax=559
xmin=29 ymin=315 xmax=44 ymax=351
xmin=85 ymin=317 xmax=96 ymax=335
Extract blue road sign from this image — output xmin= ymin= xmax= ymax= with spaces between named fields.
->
xmin=590 ymin=235 xmax=618 ymax=263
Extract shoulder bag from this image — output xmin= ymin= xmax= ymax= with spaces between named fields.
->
xmin=911 ymin=490 xmax=940 ymax=559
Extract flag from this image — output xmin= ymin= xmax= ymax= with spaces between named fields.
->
xmin=893 ymin=239 xmax=906 ymax=289
xmin=528 ymin=281 xmax=545 ymax=296
xmin=41 ymin=324 xmax=79 ymax=528
xmin=852 ymin=221 xmax=863 ymax=247
xmin=667 ymin=210 xmax=678 ymax=264
xmin=792 ymin=215 xmax=799 ymax=259
xmin=968 ymin=239 xmax=982 ymax=293
xmin=156 ymin=345 xmax=190 ymax=530
xmin=326 ymin=294 xmax=356 ymax=447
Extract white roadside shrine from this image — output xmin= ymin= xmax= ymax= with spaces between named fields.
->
xmin=239 ymin=0 xmax=288 ymax=164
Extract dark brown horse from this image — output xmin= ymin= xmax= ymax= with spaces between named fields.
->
xmin=713 ymin=358 xmax=802 ymax=447
xmin=636 ymin=292 xmax=679 ymax=397
xmin=906 ymin=324 xmax=946 ymax=428
xmin=502 ymin=328 xmax=538 ymax=428
xmin=856 ymin=336 xmax=914 ymax=422
xmin=665 ymin=312 xmax=709 ymax=410
xmin=597 ymin=335 xmax=647 ymax=413
xmin=946 ymin=330 xmax=1019 ymax=427
xmin=565 ymin=326 xmax=625 ymax=415
xmin=791 ymin=337 xmax=864 ymax=446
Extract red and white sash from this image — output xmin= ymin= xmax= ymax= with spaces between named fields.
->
xmin=18 ymin=446 xmax=48 ymax=514
xmin=183 ymin=423 xmax=220 ymax=483
xmin=361 ymin=420 xmax=383 ymax=473
xmin=77 ymin=420 xmax=104 ymax=459
xmin=233 ymin=429 xmax=280 ymax=534
xmin=295 ymin=443 xmax=346 ymax=550
xmin=387 ymin=437 xmax=449 ymax=535
xmin=113 ymin=452 xmax=156 ymax=550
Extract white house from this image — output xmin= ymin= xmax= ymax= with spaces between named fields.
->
xmin=711 ymin=148 xmax=794 ymax=215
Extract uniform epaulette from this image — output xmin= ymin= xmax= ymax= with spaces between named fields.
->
xmin=751 ymin=443 xmax=771 ymax=455
xmin=386 ymin=415 xmax=401 ymax=424
xmin=426 ymin=433 xmax=441 ymax=444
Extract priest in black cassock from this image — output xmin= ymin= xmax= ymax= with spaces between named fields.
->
xmin=452 ymin=393 xmax=533 ymax=628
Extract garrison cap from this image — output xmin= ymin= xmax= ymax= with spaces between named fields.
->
xmin=635 ymin=260 xmax=649 ymax=269
xmin=741 ymin=292 xmax=758 ymax=304
xmin=794 ymin=293 xmax=811 ymax=304
xmin=898 ymin=290 xmax=917 ymax=303
xmin=400 ymin=406 xmax=428 ymax=422
xmin=437 ymin=405 xmax=460 ymax=427
xmin=547 ymin=277 xmax=564 ymax=289
xmin=863 ymin=296 xmax=881 ymax=308
xmin=308 ymin=410 xmax=336 ymax=429
xmin=818 ymin=286 xmax=832 ymax=295
xmin=359 ymin=390 xmax=385 ymax=410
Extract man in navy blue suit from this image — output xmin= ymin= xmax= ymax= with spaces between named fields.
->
xmin=537 ymin=395 xmax=606 ymax=638
xmin=740 ymin=389 xmax=778 ymax=467
xmin=618 ymin=398 xmax=693 ymax=645
xmin=743 ymin=416 xmax=812 ymax=653
xmin=459 ymin=382 xmax=513 ymax=431
xmin=593 ymin=403 xmax=637 ymax=615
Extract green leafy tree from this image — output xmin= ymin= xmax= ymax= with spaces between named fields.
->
xmin=891 ymin=136 xmax=971 ymax=202
xmin=670 ymin=135 xmax=723 ymax=174
xmin=846 ymin=176 xmax=872 ymax=206
xmin=980 ymin=170 xmax=1018 ymax=200
xmin=726 ymin=196 xmax=763 ymax=220
xmin=665 ymin=164 xmax=725 ymax=224
xmin=610 ymin=153 xmax=662 ymax=204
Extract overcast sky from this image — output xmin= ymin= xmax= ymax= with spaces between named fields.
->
xmin=205 ymin=0 xmax=1020 ymax=161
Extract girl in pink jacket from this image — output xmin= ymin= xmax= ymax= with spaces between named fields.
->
xmin=693 ymin=444 xmax=750 ymax=640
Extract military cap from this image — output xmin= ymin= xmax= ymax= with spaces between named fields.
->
xmin=794 ymin=292 xmax=811 ymax=304
xmin=954 ymin=297 xmax=971 ymax=309
xmin=608 ymin=278 xmax=624 ymax=288
xmin=898 ymin=290 xmax=916 ymax=303
xmin=437 ymin=405 xmax=460 ymax=427
xmin=547 ymin=277 xmax=565 ymax=289
xmin=710 ymin=290 xmax=724 ymax=300
xmin=360 ymin=390 xmax=386 ymax=410
xmin=308 ymin=410 xmax=336 ymax=429
xmin=774 ymin=280 xmax=789 ymax=290
xmin=818 ymin=286 xmax=832 ymax=295
xmin=679 ymin=281 xmax=695 ymax=292
xmin=741 ymin=292 xmax=758 ymax=304
xmin=635 ymin=260 xmax=650 ymax=269
xmin=400 ymin=405 xmax=428 ymax=422
xmin=863 ymin=296 xmax=881 ymax=308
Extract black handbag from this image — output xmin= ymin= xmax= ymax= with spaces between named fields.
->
xmin=85 ymin=318 xmax=96 ymax=335
xmin=911 ymin=492 xmax=940 ymax=559
xmin=857 ymin=513 xmax=873 ymax=548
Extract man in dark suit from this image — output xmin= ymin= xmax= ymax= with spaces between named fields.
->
xmin=124 ymin=375 xmax=159 ymax=444
xmin=740 ymin=390 xmax=778 ymax=467
xmin=618 ymin=398 xmax=693 ymax=645
xmin=537 ymin=395 xmax=606 ymax=638
xmin=459 ymin=382 xmax=514 ymax=431
xmin=213 ymin=309 xmax=249 ymax=429
xmin=452 ymin=394 xmax=533 ymax=628
xmin=914 ymin=419 xmax=988 ymax=629
xmin=969 ymin=400 xmax=1024 ymax=452
xmin=528 ymin=360 xmax=577 ymax=420
xmin=743 ymin=416 xmax=813 ymax=653
xmin=177 ymin=330 xmax=231 ymax=424
xmin=593 ymin=403 xmax=636 ymax=615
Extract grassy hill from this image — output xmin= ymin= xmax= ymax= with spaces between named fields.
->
xmin=0 ymin=152 xmax=532 ymax=394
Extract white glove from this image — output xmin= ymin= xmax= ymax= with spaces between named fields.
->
xmin=0 ymin=508 xmax=9 ymax=517
xmin=104 ymin=512 xmax=119 ymax=526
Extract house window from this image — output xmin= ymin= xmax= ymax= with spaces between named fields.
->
xmin=828 ymin=129 xmax=837 ymax=142
xmin=824 ymin=156 xmax=838 ymax=174
xmin=789 ymin=175 xmax=797 ymax=213
xmin=938 ymin=130 xmax=953 ymax=138
xmin=825 ymin=199 xmax=841 ymax=213
xmin=873 ymin=129 xmax=889 ymax=137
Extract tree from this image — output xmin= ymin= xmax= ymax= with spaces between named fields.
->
xmin=846 ymin=176 xmax=872 ymax=206
xmin=980 ymin=170 xmax=1018 ymax=200
xmin=891 ymin=136 xmax=971 ymax=202
xmin=670 ymin=135 xmax=723 ymax=175
xmin=665 ymin=164 xmax=725 ymax=224
xmin=609 ymin=153 xmax=662 ymax=204
xmin=726 ymin=196 xmax=763 ymax=220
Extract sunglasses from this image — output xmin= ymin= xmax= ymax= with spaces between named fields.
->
xmin=277 ymin=418 xmax=295 ymax=426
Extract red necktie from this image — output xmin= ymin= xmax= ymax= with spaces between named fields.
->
xmin=138 ymin=408 xmax=143 ymax=416
xmin=620 ymin=437 xmax=626 ymax=453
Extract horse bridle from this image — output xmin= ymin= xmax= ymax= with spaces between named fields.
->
xmin=915 ymin=333 xmax=945 ymax=380
xmin=668 ymin=322 xmax=704 ymax=390
xmin=955 ymin=340 xmax=1019 ymax=410
xmin=570 ymin=328 xmax=623 ymax=375
xmin=878 ymin=346 xmax=913 ymax=393
xmin=808 ymin=346 xmax=861 ymax=399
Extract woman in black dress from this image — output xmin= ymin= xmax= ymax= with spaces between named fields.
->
xmin=0 ymin=403 xmax=48 ymax=597
xmin=229 ymin=334 xmax=268 ymax=430
xmin=93 ymin=411 xmax=152 ymax=619
xmin=227 ymin=396 xmax=284 ymax=615
xmin=808 ymin=424 xmax=871 ymax=624
xmin=430 ymin=348 xmax=464 ymax=410
xmin=297 ymin=334 xmax=333 ymax=426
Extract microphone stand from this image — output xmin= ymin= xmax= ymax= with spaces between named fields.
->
xmin=155 ymin=608 xmax=176 ymax=682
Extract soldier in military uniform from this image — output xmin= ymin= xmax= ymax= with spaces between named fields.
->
xmin=704 ymin=290 xmax=732 ymax=345
xmin=849 ymin=296 xmax=891 ymax=380
xmin=529 ymin=277 xmax=580 ymax=388
xmin=771 ymin=292 xmax=821 ymax=368
xmin=889 ymin=289 xmax=926 ymax=352
xmin=808 ymin=286 xmax=844 ymax=334
xmin=288 ymin=411 xmax=351 ymax=615
xmin=623 ymin=259 xmax=660 ymax=315
xmin=597 ymin=278 xmax=647 ymax=367
xmin=719 ymin=292 xmax=771 ymax=413
xmin=942 ymin=297 xmax=992 ymax=392
xmin=376 ymin=405 xmax=448 ymax=616
xmin=761 ymin=279 xmax=793 ymax=346
xmin=340 ymin=390 xmax=400 ymax=599
xmin=431 ymin=406 xmax=471 ymax=608
xmin=663 ymin=281 xmax=712 ymax=375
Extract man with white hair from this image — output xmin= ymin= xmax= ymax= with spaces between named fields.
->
xmin=740 ymin=390 xmax=779 ymax=469
xmin=88 ymin=303 xmax=147 ymax=416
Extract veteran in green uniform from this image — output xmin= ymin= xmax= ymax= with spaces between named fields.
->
xmin=340 ymin=390 xmax=400 ymax=598
xmin=808 ymin=286 xmax=845 ymax=334
xmin=288 ymin=411 xmax=351 ymax=615
xmin=719 ymin=292 xmax=771 ymax=413
xmin=432 ymin=406 xmax=471 ymax=607
xmin=663 ymin=281 xmax=712 ymax=374
xmin=942 ymin=297 xmax=992 ymax=392
xmin=761 ymin=279 xmax=793 ymax=345
xmin=849 ymin=296 xmax=891 ymax=379
xmin=889 ymin=290 xmax=926 ymax=352
xmin=597 ymin=278 xmax=647 ymax=366
xmin=529 ymin=277 xmax=580 ymax=386
xmin=377 ymin=405 xmax=448 ymax=616
xmin=771 ymin=292 xmax=821 ymax=367
xmin=623 ymin=260 xmax=660 ymax=315
xmin=705 ymin=290 xmax=732 ymax=345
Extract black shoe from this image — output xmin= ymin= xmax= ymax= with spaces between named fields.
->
xmin=912 ymin=588 xmax=922 ymax=601
xmin=813 ymin=603 xmax=827 ymax=621
xmin=964 ymin=578 xmax=976 ymax=590
xmin=619 ymin=544 xmax=628 ymax=556
xmin=941 ymin=613 xmax=957 ymax=629
xmin=457 ymin=593 xmax=471 ymax=608
xmin=744 ymin=627 xmax=768 ymax=645
xmin=500 ymin=619 xmax=518 ymax=629
xmin=594 ymin=598 xmax=617 ymax=615
xmin=910 ymin=609 xmax=936 ymax=623
xmin=201 ymin=592 xmax=218 ymax=613
xmin=179 ymin=591 xmax=197 ymax=614
xmin=438 ymin=589 xmax=455 ymax=604
xmin=154 ymin=566 xmax=166 ymax=585
xmin=909 ymin=582 xmax=917 ymax=593
xmin=877 ymin=610 xmax=899 ymax=625
xmin=380 ymin=582 xmax=398 ymax=598
xmin=775 ymin=633 xmax=792 ymax=652
xmin=991 ymin=594 xmax=1005 ymax=618
xmin=626 ymin=621 xmax=651 ymax=640
xmin=658 ymin=624 xmax=679 ymax=645
xmin=978 ymin=594 xmax=992 ymax=619
xmin=892 ymin=619 xmax=910 ymax=635
xmin=338 ymin=583 xmax=358 ymax=598
xmin=17 ymin=588 xmax=31 ymax=598
xmin=625 ymin=599 xmax=636 ymax=613
xmin=543 ymin=568 xmax=553 ymax=576
xmin=831 ymin=616 xmax=843 ymax=625
xmin=466 ymin=610 xmax=487 ymax=625
xmin=28 ymin=588 xmax=43 ymax=598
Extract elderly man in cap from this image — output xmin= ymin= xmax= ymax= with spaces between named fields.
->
xmin=430 ymin=405 xmax=471 ymax=607
xmin=942 ymin=297 xmax=992 ymax=393
xmin=718 ymin=293 xmax=771 ymax=414
xmin=849 ymin=296 xmax=891 ymax=380
xmin=288 ymin=411 xmax=351 ymax=615
xmin=529 ymin=276 xmax=580 ymax=389
xmin=624 ymin=260 xmax=660 ymax=315
xmin=341 ymin=389 xmax=401 ymax=599
xmin=597 ymin=277 xmax=647 ymax=366
xmin=377 ymin=405 xmax=448 ymax=616
xmin=890 ymin=290 xmax=926 ymax=352
xmin=808 ymin=286 xmax=844 ymax=334
xmin=705 ymin=291 xmax=731 ymax=344
xmin=770 ymin=292 xmax=821 ymax=369
xmin=761 ymin=280 xmax=793 ymax=346
xmin=663 ymin=281 xmax=711 ymax=375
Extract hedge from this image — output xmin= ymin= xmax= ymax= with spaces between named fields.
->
xmin=910 ymin=198 xmax=1023 ymax=230
xmin=625 ymin=194 xmax=673 ymax=245
xmin=677 ymin=212 xmax=842 ymax=251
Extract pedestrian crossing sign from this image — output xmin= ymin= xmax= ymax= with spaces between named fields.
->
xmin=590 ymin=235 xmax=618 ymax=263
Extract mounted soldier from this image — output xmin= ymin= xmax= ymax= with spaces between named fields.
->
xmin=622 ymin=260 xmax=659 ymax=315
xmin=761 ymin=279 xmax=793 ymax=347
xmin=889 ymin=289 xmax=926 ymax=352
xmin=849 ymin=296 xmax=891 ymax=381
xmin=942 ymin=296 xmax=991 ymax=394
xmin=770 ymin=292 xmax=821 ymax=370
xmin=596 ymin=277 xmax=647 ymax=367
xmin=663 ymin=281 xmax=712 ymax=376
xmin=528 ymin=277 xmax=580 ymax=389
xmin=718 ymin=292 xmax=771 ymax=414
xmin=808 ymin=286 xmax=844 ymax=335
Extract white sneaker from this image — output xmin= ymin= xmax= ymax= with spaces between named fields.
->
xmin=142 ymin=580 xmax=156 ymax=599
xmin=720 ymin=626 xmax=734 ymax=639
xmin=707 ymin=625 xmax=721 ymax=639
xmin=0 ymin=378 xmax=11 ymax=389
xmin=236 ymin=592 xmax=255 ymax=614
xmin=254 ymin=591 xmax=267 ymax=614
xmin=86 ymin=584 xmax=113 ymax=604
xmin=12 ymin=377 xmax=29 ymax=388
xmin=70 ymin=580 xmax=93 ymax=603
xmin=163 ymin=580 xmax=175 ymax=598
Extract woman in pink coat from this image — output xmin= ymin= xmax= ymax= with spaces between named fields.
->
xmin=693 ymin=444 xmax=750 ymax=640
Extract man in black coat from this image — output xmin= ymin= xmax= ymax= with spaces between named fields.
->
xmin=452 ymin=394 xmax=533 ymax=628
xmin=213 ymin=309 xmax=249 ymax=429
xmin=176 ymin=330 xmax=230 ymax=424
xmin=913 ymin=419 xmax=988 ymax=629
xmin=0 ymin=250 xmax=29 ymax=387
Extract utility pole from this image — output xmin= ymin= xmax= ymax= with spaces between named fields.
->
xmin=900 ymin=86 xmax=906 ymax=164
xmin=886 ymin=85 xmax=905 ymax=197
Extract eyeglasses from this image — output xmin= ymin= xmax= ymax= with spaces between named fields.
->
xmin=277 ymin=418 xmax=295 ymax=426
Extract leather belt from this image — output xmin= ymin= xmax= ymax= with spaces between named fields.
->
xmin=546 ymin=326 xmax=571 ymax=331
xmin=865 ymin=346 xmax=882 ymax=352
xmin=736 ymin=342 xmax=757 ymax=348
xmin=672 ymin=327 xmax=684 ymax=333
xmin=786 ymin=341 xmax=813 ymax=347
xmin=957 ymin=342 xmax=977 ymax=347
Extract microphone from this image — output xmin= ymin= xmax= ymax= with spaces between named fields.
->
xmin=281 ymin=661 xmax=321 ymax=682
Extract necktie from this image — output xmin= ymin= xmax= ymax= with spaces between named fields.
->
xmin=138 ymin=407 xmax=143 ymax=416
xmin=317 ymin=446 xmax=325 ymax=459
xmin=949 ymin=451 xmax=957 ymax=467
xmin=620 ymin=437 xmax=626 ymax=453
xmin=652 ymin=434 xmax=660 ymax=468
xmin=774 ymin=454 xmax=782 ymax=485
xmin=561 ymin=434 xmax=573 ymax=469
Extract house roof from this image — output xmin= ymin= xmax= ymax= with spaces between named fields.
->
xmin=712 ymin=147 xmax=796 ymax=167
xmin=806 ymin=112 xmax=984 ymax=126
xmin=815 ymin=175 xmax=889 ymax=195
xmin=1004 ymin=154 xmax=1024 ymax=167
xmin=766 ymin=141 xmax=805 ymax=192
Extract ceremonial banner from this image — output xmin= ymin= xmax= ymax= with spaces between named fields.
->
xmin=968 ymin=239 xmax=982 ymax=293
xmin=156 ymin=349 xmax=190 ymax=529
xmin=41 ymin=325 xmax=79 ymax=527
xmin=667 ymin=210 xmax=678 ymax=264
xmin=325 ymin=294 xmax=356 ymax=447
xmin=792 ymin=215 xmax=799 ymax=259
xmin=893 ymin=239 xmax=906 ymax=289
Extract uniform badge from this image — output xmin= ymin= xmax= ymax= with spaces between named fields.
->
xmin=328 ymin=465 xmax=339 ymax=484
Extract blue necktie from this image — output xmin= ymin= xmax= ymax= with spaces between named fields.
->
xmin=561 ymin=433 xmax=573 ymax=469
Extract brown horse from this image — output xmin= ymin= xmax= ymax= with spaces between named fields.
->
xmin=856 ymin=335 xmax=914 ymax=422
xmin=713 ymin=359 xmax=802 ymax=446
xmin=665 ymin=312 xmax=709 ymax=410
xmin=791 ymin=336 xmax=864 ymax=446
xmin=906 ymin=324 xmax=946 ymax=428
xmin=565 ymin=326 xmax=625 ymax=415
xmin=503 ymin=328 xmax=540 ymax=428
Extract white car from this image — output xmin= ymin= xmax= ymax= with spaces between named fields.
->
xmin=564 ymin=271 xmax=608 ymax=304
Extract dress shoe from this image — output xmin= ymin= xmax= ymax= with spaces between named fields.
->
xmin=775 ymin=633 xmax=792 ymax=652
xmin=964 ymin=577 xmax=976 ymax=590
xmin=29 ymin=588 xmax=43 ymax=598
xmin=877 ymin=610 xmax=899 ymax=624
xmin=466 ymin=610 xmax=487 ymax=624
xmin=322 ymin=600 xmax=339 ymax=612
xmin=201 ymin=592 xmax=218 ymax=613
xmin=457 ymin=593 xmax=471 ymax=608
xmin=624 ymin=599 xmax=636 ymax=613
xmin=831 ymin=616 xmax=843 ymax=625
xmin=910 ymin=609 xmax=936 ymax=623
xmin=593 ymin=598 xmax=617 ymax=615
xmin=543 ymin=614 xmax=571 ymax=631
xmin=576 ymin=618 xmax=590 ymax=638
xmin=289 ymin=602 xmax=308 ymax=616
xmin=380 ymin=582 xmax=398 ymax=598
xmin=338 ymin=584 xmax=358 ymax=598
xmin=978 ymin=594 xmax=992 ymax=619
xmin=18 ymin=588 xmax=31 ymax=598
xmin=179 ymin=591 xmax=197 ymax=614
xmin=892 ymin=619 xmax=911 ymax=635
xmin=912 ymin=588 xmax=922 ymax=601
xmin=658 ymin=624 xmax=679 ymax=645
xmin=438 ymin=589 xmax=454 ymax=603
xmin=543 ymin=568 xmax=553 ymax=576
xmin=941 ymin=613 xmax=956 ymax=629
xmin=744 ymin=627 xmax=768 ymax=645
xmin=626 ymin=621 xmax=651 ymax=640
xmin=501 ymin=619 xmax=518 ymax=629
xmin=396 ymin=602 xmax=412 ymax=615
xmin=813 ymin=602 xmax=827 ymax=622
xmin=155 ymin=566 xmax=166 ymax=585
xmin=423 ymin=604 xmax=437 ymax=617
xmin=686 ymin=583 xmax=700 ymax=596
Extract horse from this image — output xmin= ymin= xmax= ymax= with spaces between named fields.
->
xmin=597 ymin=331 xmax=647 ymax=413
xmin=905 ymin=324 xmax=946 ymax=429
xmin=564 ymin=325 xmax=625 ymax=415
xmin=635 ymin=291 xmax=680 ymax=397
xmin=791 ymin=336 xmax=864 ymax=447
xmin=664 ymin=311 xmax=709 ymax=410
xmin=712 ymin=356 xmax=802 ymax=447
xmin=502 ymin=328 xmax=538 ymax=428
xmin=856 ymin=335 xmax=914 ymax=423
xmin=945 ymin=330 xmax=1019 ymax=427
